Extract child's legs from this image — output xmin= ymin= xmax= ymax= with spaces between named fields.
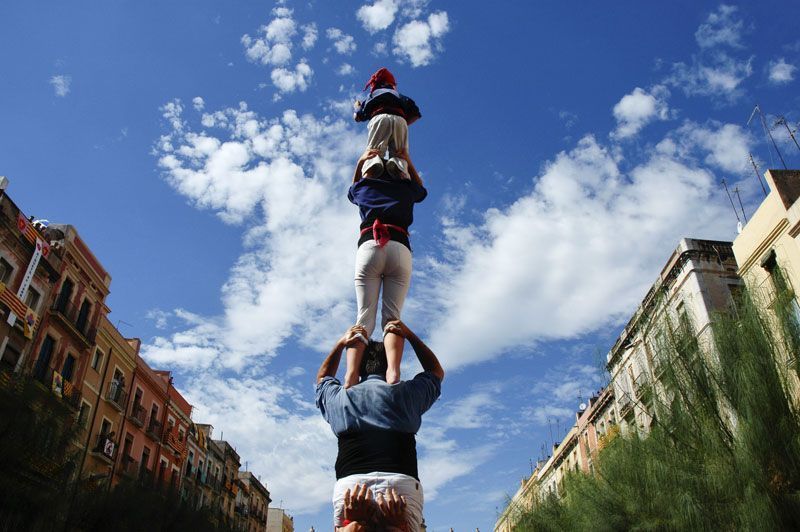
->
xmin=380 ymin=242 xmax=412 ymax=383
xmin=364 ymin=115 xmax=394 ymax=178
xmin=348 ymin=242 xmax=385 ymax=387
xmin=386 ymin=116 xmax=410 ymax=180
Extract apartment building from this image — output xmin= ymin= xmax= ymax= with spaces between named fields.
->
xmin=238 ymin=470 xmax=271 ymax=532
xmin=27 ymin=223 xmax=111 ymax=415
xmin=80 ymin=316 xmax=138 ymax=484
xmin=266 ymin=508 xmax=294 ymax=532
xmin=606 ymin=238 xmax=740 ymax=433
xmin=0 ymin=194 xmax=62 ymax=373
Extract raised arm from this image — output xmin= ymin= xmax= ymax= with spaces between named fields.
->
xmin=317 ymin=325 xmax=367 ymax=383
xmin=384 ymin=320 xmax=444 ymax=381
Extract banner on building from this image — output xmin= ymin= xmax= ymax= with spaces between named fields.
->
xmin=16 ymin=214 xmax=50 ymax=256
xmin=52 ymin=372 xmax=64 ymax=398
xmin=8 ymin=237 xmax=47 ymax=327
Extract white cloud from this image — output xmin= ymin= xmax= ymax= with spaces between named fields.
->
xmin=419 ymin=130 xmax=739 ymax=370
xmin=241 ymin=9 xmax=297 ymax=66
xmin=155 ymin=99 xmax=363 ymax=371
xmin=667 ymin=52 xmax=752 ymax=100
xmin=242 ymin=9 xmax=318 ymax=95
xmin=145 ymin=309 xmax=170 ymax=330
xmin=192 ymin=96 xmax=205 ymax=111
xmin=373 ymin=42 xmax=388 ymax=56
xmin=667 ymin=121 xmax=753 ymax=175
xmin=665 ymin=5 xmax=752 ymax=101
xmin=271 ymin=62 xmax=313 ymax=94
xmin=393 ymin=11 xmax=449 ymax=67
xmin=337 ymin=63 xmax=355 ymax=76
xmin=611 ymin=86 xmax=670 ymax=139
xmin=357 ymin=0 xmax=398 ymax=33
xmin=49 ymin=75 xmax=71 ymax=97
xmin=694 ymin=5 xmax=744 ymax=49
xmin=326 ymin=27 xmax=356 ymax=55
xmin=301 ymin=23 xmax=318 ymax=50
xmin=768 ymin=58 xmax=796 ymax=84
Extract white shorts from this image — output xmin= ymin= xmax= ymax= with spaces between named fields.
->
xmin=333 ymin=471 xmax=424 ymax=531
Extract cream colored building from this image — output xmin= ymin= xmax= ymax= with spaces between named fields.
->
xmin=606 ymin=238 xmax=740 ymax=433
xmin=732 ymin=169 xmax=800 ymax=391
xmin=266 ymin=508 xmax=293 ymax=532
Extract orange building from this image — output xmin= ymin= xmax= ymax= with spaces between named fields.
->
xmin=0 ymin=192 xmax=62 ymax=373
xmin=26 ymin=223 xmax=111 ymax=415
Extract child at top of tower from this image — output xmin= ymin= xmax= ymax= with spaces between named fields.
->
xmin=354 ymin=67 xmax=421 ymax=182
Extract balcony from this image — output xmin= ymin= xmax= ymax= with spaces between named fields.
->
xmin=91 ymin=434 xmax=116 ymax=464
xmin=120 ymin=455 xmax=139 ymax=479
xmin=129 ymin=404 xmax=146 ymax=427
xmin=146 ymin=419 xmax=163 ymax=441
xmin=105 ymin=382 xmax=127 ymax=412
xmin=49 ymin=301 xmax=97 ymax=346
xmin=33 ymin=367 xmax=81 ymax=410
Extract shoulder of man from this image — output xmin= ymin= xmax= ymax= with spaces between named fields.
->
xmin=315 ymin=376 xmax=343 ymax=413
xmin=401 ymin=371 xmax=441 ymax=412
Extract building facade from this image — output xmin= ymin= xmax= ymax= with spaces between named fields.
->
xmin=238 ymin=470 xmax=271 ymax=532
xmin=494 ymin=387 xmax=616 ymax=532
xmin=80 ymin=316 xmax=138 ymax=485
xmin=0 ymin=195 xmax=62 ymax=374
xmin=266 ymin=508 xmax=294 ymax=532
xmin=606 ymin=238 xmax=740 ymax=433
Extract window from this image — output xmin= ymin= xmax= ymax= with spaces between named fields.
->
xmin=0 ymin=258 xmax=13 ymax=284
xmin=75 ymin=298 xmax=91 ymax=333
xmin=100 ymin=418 xmax=112 ymax=436
xmin=62 ymin=354 xmax=76 ymax=382
xmin=55 ymin=278 xmax=74 ymax=312
xmin=25 ymin=287 xmax=41 ymax=312
xmin=91 ymin=349 xmax=103 ymax=371
xmin=33 ymin=335 xmax=55 ymax=381
xmin=141 ymin=446 xmax=151 ymax=470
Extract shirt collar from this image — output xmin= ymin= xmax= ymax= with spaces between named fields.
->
xmin=363 ymin=374 xmax=387 ymax=382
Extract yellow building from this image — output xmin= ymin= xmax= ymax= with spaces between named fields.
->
xmin=79 ymin=316 xmax=138 ymax=485
xmin=732 ymin=168 xmax=800 ymax=390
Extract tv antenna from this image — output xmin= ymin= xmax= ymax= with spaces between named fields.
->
xmin=775 ymin=116 xmax=800 ymax=154
xmin=748 ymin=104 xmax=787 ymax=169
xmin=748 ymin=154 xmax=768 ymax=197
xmin=721 ymin=178 xmax=744 ymax=230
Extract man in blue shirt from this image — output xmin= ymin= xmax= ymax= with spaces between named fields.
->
xmin=316 ymin=320 xmax=444 ymax=531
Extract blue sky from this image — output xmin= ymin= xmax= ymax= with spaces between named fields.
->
xmin=3 ymin=0 xmax=800 ymax=529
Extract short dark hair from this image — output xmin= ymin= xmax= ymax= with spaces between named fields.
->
xmin=360 ymin=340 xmax=388 ymax=379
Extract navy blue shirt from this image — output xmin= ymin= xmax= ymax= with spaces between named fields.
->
xmin=315 ymin=373 xmax=442 ymax=436
xmin=348 ymin=176 xmax=427 ymax=229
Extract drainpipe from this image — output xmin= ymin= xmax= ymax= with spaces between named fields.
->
xmin=64 ymin=345 xmax=113 ymax=532
xmin=78 ymin=346 xmax=113 ymax=475
xmin=107 ymin=365 xmax=135 ymax=491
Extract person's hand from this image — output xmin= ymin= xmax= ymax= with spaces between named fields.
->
xmin=340 ymin=326 xmax=367 ymax=348
xmin=377 ymin=488 xmax=408 ymax=531
xmin=358 ymin=148 xmax=382 ymax=164
xmin=384 ymin=320 xmax=413 ymax=339
xmin=343 ymin=484 xmax=376 ymax=523
xmin=339 ymin=522 xmax=367 ymax=532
